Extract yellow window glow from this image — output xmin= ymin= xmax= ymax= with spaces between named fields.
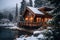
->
xmin=25 ymin=17 xmax=28 ymax=20
xmin=30 ymin=17 xmax=33 ymax=20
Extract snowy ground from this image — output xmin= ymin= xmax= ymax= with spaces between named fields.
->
xmin=16 ymin=27 xmax=53 ymax=40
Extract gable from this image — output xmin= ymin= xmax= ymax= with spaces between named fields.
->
xmin=23 ymin=8 xmax=35 ymax=18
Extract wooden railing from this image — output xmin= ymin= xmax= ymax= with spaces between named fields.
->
xmin=19 ymin=22 xmax=42 ymax=27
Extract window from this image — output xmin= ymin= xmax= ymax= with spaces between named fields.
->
xmin=44 ymin=18 xmax=48 ymax=22
xmin=25 ymin=16 xmax=34 ymax=22
xmin=29 ymin=16 xmax=34 ymax=22
xmin=36 ymin=17 xmax=41 ymax=22
xmin=25 ymin=17 xmax=28 ymax=21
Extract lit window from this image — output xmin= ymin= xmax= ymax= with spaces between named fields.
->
xmin=45 ymin=18 xmax=48 ymax=22
xmin=30 ymin=17 xmax=33 ymax=20
xmin=25 ymin=17 xmax=28 ymax=21
xmin=29 ymin=16 xmax=33 ymax=22
xmin=36 ymin=17 xmax=41 ymax=22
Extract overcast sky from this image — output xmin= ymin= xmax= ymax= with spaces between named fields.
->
xmin=0 ymin=0 xmax=30 ymax=10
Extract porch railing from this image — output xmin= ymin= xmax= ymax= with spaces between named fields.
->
xmin=19 ymin=22 xmax=42 ymax=27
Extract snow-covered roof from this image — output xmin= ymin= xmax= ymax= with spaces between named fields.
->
xmin=27 ymin=6 xmax=44 ymax=15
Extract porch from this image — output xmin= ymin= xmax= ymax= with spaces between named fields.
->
xmin=18 ymin=21 xmax=46 ymax=29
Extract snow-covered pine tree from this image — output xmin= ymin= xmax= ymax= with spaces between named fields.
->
xmin=34 ymin=0 xmax=43 ymax=7
xmin=15 ymin=3 xmax=18 ymax=22
xmin=29 ymin=0 xmax=33 ymax=7
xmin=34 ymin=0 xmax=50 ymax=8
xmin=20 ymin=0 xmax=26 ymax=15
xmin=20 ymin=0 xmax=26 ymax=21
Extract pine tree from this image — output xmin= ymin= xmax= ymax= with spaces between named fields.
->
xmin=20 ymin=0 xmax=26 ymax=15
xmin=34 ymin=0 xmax=50 ymax=8
xmin=0 ymin=13 xmax=3 ymax=20
xmin=29 ymin=0 xmax=33 ymax=7
xmin=15 ymin=3 xmax=18 ymax=22
xmin=20 ymin=0 xmax=26 ymax=21
xmin=8 ymin=13 xmax=13 ymax=21
xmin=34 ymin=0 xmax=43 ymax=7
xmin=15 ymin=3 xmax=18 ymax=18
xmin=47 ymin=0 xmax=60 ymax=13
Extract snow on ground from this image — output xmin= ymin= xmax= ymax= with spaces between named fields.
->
xmin=16 ymin=34 xmax=46 ymax=40
xmin=37 ymin=34 xmax=44 ymax=39
xmin=16 ymin=29 xmax=48 ymax=40
xmin=33 ymin=29 xmax=47 ymax=34
xmin=5 ymin=22 xmax=20 ymax=29
xmin=0 ymin=22 xmax=14 ymax=27
xmin=16 ymin=35 xmax=38 ymax=40
xmin=26 ymin=36 xmax=38 ymax=40
xmin=16 ymin=36 xmax=25 ymax=40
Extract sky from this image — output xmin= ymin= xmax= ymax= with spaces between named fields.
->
xmin=0 ymin=0 xmax=30 ymax=10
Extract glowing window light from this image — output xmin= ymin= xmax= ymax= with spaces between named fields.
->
xmin=25 ymin=17 xmax=28 ymax=20
xmin=29 ymin=16 xmax=33 ymax=22
xmin=45 ymin=18 xmax=48 ymax=22
xmin=36 ymin=18 xmax=41 ymax=22
xmin=30 ymin=17 xmax=33 ymax=20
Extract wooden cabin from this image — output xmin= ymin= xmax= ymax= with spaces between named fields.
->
xmin=19 ymin=6 xmax=53 ymax=29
